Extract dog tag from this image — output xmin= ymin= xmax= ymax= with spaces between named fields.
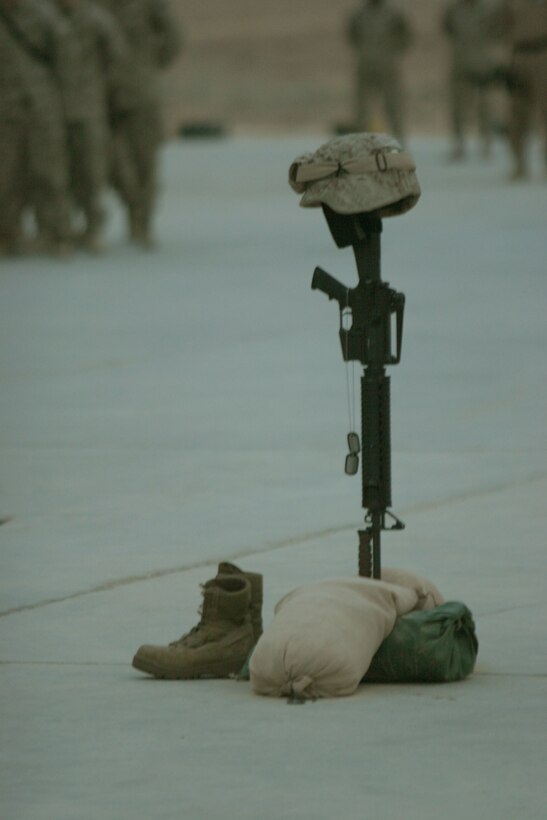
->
xmin=345 ymin=452 xmax=359 ymax=475
xmin=347 ymin=432 xmax=360 ymax=454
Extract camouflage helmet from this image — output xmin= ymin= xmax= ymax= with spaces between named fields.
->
xmin=288 ymin=132 xmax=420 ymax=217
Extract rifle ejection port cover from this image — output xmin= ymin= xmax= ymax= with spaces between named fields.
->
xmin=288 ymin=133 xmax=420 ymax=217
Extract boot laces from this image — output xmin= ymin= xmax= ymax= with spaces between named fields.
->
xmin=168 ymin=586 xmax=206 ymax=647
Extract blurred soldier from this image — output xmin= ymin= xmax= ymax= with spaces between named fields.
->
xmin=97 ymin=0 xmax=182 ymax=247
xmin=443 ymin=0 xmax=499 ymax=160
xmin=498 ymin=0 xmax=547 ymax=178
xmin=54 ymin=0 xmax=126 ymax=252
xmin=0 ymin=0 xmax=72 ymax=255
xmin=347 ymin=0 xmax=412 ymax=143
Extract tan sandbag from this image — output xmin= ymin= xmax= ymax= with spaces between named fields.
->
xmin=249 ymin=577 xmax=418 ymax=700
xmin=380 ymin=567 xmax=445 ymax=611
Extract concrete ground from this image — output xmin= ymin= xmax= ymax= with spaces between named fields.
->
xmin=1 ymin=135 xmax=546 ymax=820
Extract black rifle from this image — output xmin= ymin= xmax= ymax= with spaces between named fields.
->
xmin=312 ymin=208 xmax=405 ymax=578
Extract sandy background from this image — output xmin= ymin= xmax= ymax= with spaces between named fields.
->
xmin=162 ymin=0 xmax=475 ymax=136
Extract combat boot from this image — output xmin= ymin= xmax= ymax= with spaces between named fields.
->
xmin=129 ymin=204 xmax=156 ymax=249
xmin=509 ymin=161 xmax=527 ymax=181
xmin=79 ymin=217 xmax=104 ymax=254
xmin=132 ymin=575 xmax=255 ymax=679
xmin=33 ymin=231 xmax=74 ymax=259
xmin=0 ymin=233 xmax=26 ymax=257
xmin=217 ymin=562 xmax=263 ymax=643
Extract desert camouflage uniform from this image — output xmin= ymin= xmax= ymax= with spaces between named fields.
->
xmin=443 ymin=0 xmax=499 ymax=159
xmin=0 ymin=0 xmax=71 ymax=253
xmin=499 ymin=0 xmax=547 ymax=177
xmin=97 ymin=0 xmax=182 ymax=245
xmin=55 ymin=0 xmax=126 ymax=249
xmin=347 ymin=0 xmax=412 ymax=143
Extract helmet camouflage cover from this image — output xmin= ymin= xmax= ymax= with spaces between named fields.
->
xmin=289 ymin=132 xmax=420 ymax=217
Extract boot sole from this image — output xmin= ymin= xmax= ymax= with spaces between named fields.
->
xmin=132 ymin=653 xmax=248 ymax=680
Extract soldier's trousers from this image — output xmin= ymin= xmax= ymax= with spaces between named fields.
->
xmin=0 ymin=112 xmax=71 ymax=244
xmin=449 ymin=69 xmax=492 ymax=152
xmin=109 ymin=105 xmax=162 ymax=234
xmin=508 ymin=49 xmax=547 ymax=171
xmin=66 ymin=119 xmax=108 ymax=234
xmin=355 ymin=63 xmax=405 ymax=143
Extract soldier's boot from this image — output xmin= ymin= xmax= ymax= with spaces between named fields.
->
xmin=34 ymin=228 xmax=74 ymax=259
xmin=49 ymin=239 xmax=74 ymax=259
xmin=447 ymin=142 xmax=465 ymax=162
xmin=509 ymin=159 xmax=527 ymax=181
xmin=80 ymin=210 xmax=105 ymax=254
xmin=132 ymin=575 xmax=255 ymax=679
xmin=0 ymin=233 xmax=25 ymax=257
xmin=128 ymin=203 xmax=142 ymax=241
xmin=129 ymin=203 xmax=156 ymax=249
xmin=216 ymin=562 xmax=263 ymax=643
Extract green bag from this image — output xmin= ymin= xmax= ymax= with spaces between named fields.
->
xmin=364 ymin=601 xmax=478 ymax=683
